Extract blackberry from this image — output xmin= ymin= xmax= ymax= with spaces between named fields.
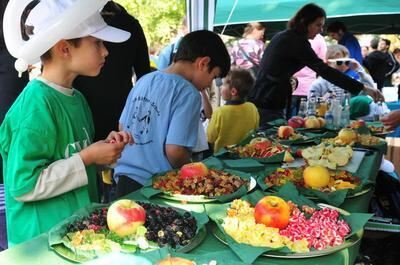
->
xmin=141 ymin=203 xmax=198 ymax=249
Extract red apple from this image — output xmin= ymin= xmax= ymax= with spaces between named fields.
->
xmin=254 ymin=196 xmax=290 ymax=229
xmin=288 ymin=116 xmax=305 ymax=128
xmin=350 ymin=119 xmax=366 ymax=129
xmin=156 ymin=257 xmax=194 ymax=265
xmin=107 ymin=199 xmax=146 ymax=237
xmin=179 ymin=162 xmax=209 ymax=179
xmin=278 ymin=126 xmax=295 ymax=139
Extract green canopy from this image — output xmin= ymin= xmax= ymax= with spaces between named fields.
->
xmin=213 ymin=0 xmax=400 ymax=37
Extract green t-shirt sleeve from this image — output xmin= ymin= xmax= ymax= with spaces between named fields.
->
xmin=7 ymin=126 xmax=56 ymax=197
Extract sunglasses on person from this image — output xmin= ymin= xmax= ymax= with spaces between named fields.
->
xmin=335 ymin=60 xmax=351 ymax=66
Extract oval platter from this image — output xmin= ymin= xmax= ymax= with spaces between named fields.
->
xmin=158 ymin=177 xmax=257 ymax=203
xmin=211 ymin=203 xmax=363 ymax=259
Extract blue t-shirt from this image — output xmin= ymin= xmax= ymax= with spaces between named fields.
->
xmin=344 ymin=69 xmax=360 ymax=80
xmin=339 ymin=33 xmax=363 ymax=64
xmin=114 ymin=71 xmax=201 ymax=184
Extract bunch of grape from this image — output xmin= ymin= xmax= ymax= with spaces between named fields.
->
xmin=65 ymin=208 xmax=108 ymax=233
xmin=138 ymin=202 xmax=197 ymax=248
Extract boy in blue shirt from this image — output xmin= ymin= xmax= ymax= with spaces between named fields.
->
xmin=114 ymin=30 xmax=230 ymax=197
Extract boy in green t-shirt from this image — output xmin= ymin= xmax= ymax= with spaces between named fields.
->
xmin=0 ymin=0 xmax=132 ymax=246
xmin=207 ymin=68 xmax=260 ymax=153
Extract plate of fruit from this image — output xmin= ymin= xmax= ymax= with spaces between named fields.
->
xmin=322 ymin=128 xmax=386 ymax=148
xmin=48 ymin=199 xmax=208 ymax=263
xmin=258 ymin=166 xmax=369 ymax=206
xmin=274 ymin=125 xmax=318 ymax=145
xmin=222 ymin=137 xmax=290 ymax=164
xmin=207 ymin=188 xmax=371 ymax=263
xmin=351 ymin=120 xmax=394 ymax=137
xmin=141 ymin=162 xmax=256 ymax=203
xmin=288 ymin=116 xmax=327 ymax=132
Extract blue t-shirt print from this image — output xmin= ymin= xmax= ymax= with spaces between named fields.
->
xmin=128 ymin=97 xmax=161 ymax=145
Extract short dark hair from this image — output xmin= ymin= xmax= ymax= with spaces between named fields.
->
xmin=394 ymin=48 xmax=400 ymax=55
xmin=326 ymin=21 xmax=347 ymax=33
xmin=380 ymin=38 xmax=391 ymax=47
xmin=173 ymin=30 xmax=230 ymax=78
xmin=225 ymin=68 xmax=255 ymax=99
xmin=287 ymin=3 xmax=326 ymax=35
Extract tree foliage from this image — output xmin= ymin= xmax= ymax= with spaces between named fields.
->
xmin=115 ymin=0 xmax=185 ymax=52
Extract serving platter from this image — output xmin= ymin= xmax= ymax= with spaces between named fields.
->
xmin=211 ymin=203 xmax=363 ymax=259
xmin=158 ymin=177 xmax=257 ymax=203
xmin=52 ymin=226 xmax=207 ymax=263
xmin=49 ymin=203 xmax=208 ymax=263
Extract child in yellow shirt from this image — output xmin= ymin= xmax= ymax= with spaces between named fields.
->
xmin=207 ymin=68 xmax=259 ymax=153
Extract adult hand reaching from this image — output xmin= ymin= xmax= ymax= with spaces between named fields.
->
xmin=363 ymin=85 xmax=384 ymax=102
xmin=381 ymin=110 xmax=400 ymax=131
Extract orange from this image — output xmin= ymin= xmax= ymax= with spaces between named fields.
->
xmin=303 ymin=166 xmax=330 ymax=188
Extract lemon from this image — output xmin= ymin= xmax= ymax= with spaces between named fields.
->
xmin=303 ymin=166 xmax=330 ymax=188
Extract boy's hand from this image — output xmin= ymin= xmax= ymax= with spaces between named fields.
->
xmin=80 ymin=139 xmax=128 ymax=166
xmin=106 ymin=131 xmax=134 ymax=145
xmin=80 ymin=131 xmax=133 ymax=165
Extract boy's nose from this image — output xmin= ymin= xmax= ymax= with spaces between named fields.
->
xmin=102 ymin=43 xmax=109 ymax=57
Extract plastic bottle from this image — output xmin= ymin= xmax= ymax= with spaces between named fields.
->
xmin=324 ymin=108 xmax=334 ymax=127
xmin=341 ymin=96 xmax=350 ymax=128
xmin=307 ymin=95 xmax=316 ymax=117
xmin=331 ymin=99 xmax=342 ymax=129
xmin=377 ymin=101 xmax=385 ymax=120
xmin=373 ymin=101 xmax=385 ymax=121
xmin=326 ymin=90 xmax=334 ymax=109
xmin=316 ymin=97 xmax=327 ymax=117
xmin=298 ymin=98 xmax=307 ymax=118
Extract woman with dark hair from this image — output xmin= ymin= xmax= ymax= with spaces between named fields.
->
xmin=248 ymin=3 xmax=383 ymax=129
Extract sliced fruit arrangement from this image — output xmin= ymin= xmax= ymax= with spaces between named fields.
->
xmin=227 ymin=138 xmax=286 ymax=158
xmin=153 ymin=162 xmax=248 ymax=197
xmin=222 ymin=197 xmax=351 ymax=252
xmin=277 ymin=125 xmax=308 ymax=140
xmin=301 ymin=143 xmax=353 ymax=169
xmin=60 ymin=199 xmax=199 ymax=258
xmin=264 ymin=166 xmax=361 ymax=192
xmin=350 ymin=119 xmax=386 ymax=134
xmin=357 ymin=134 xmax=384 ymax=146
xmin=322 ymin=128 xmax=384 ymax=146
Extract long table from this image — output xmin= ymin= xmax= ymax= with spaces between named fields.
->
xmin=0 ymin=149 xmax=383 ymax=265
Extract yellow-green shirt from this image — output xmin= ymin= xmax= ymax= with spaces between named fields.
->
xmin=207 ymin=101 xmax=259 ymax=153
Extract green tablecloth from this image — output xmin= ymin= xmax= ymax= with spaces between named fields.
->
xmin=0 ymin=150 xmax=383 ymax=265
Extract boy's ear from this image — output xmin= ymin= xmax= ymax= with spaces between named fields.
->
xmin=197 ymin=56 xmax=211 ymax=71
xmin=53 ymin=40 xmax=71 ymax=58
xmin=231 ymin=87 xmax=239 ymax=96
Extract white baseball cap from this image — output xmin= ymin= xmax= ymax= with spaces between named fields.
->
xmin=25 ymin=0 xmax=131 ymax=43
